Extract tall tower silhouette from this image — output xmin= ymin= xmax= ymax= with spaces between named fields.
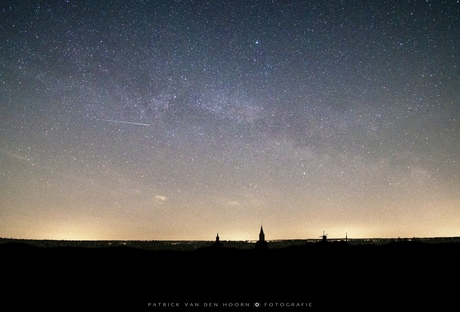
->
xmin=255 ymin=225 xmax=268 ymax=249
xmin=212 ymin=232 xmax=222 ymax=247
xmin=259 ymin=226 xmax=265 ymax=242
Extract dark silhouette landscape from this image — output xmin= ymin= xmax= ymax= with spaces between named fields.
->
xmin=1 ymin=234 xmax=459 ymax=311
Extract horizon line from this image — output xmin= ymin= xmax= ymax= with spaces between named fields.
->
xmin=2 ymin=235 xmax=460 ymax=242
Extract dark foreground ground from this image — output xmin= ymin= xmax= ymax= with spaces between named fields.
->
xmin=1 ymin=240 xmax=459 ymax=311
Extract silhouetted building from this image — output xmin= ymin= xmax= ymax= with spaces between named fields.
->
xmin=320 ymin=230 xmax=328 ymax=243
xmin=255 ymin=225 xmax=268 ymax=249
xmin=211 ymin=233 xmax=223 ymax=247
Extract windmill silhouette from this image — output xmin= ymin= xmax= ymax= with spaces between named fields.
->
xmin=320 ymin=230 xmax=328 ymax=243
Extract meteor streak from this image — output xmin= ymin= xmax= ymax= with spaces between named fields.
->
xmin=95 ymin=119 xmax=151 ymax=127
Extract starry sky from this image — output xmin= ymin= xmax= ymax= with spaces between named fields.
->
xmin=1 ymin=0 xmax=459 ymax=241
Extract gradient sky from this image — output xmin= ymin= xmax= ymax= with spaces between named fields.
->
xmin=1 ymin=0 xmax=459 ymax=240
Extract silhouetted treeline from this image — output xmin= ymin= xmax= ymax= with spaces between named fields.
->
xmin=2 ymin=236 xmax=459 ymax=250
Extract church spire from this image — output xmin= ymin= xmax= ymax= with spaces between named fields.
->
xmin=255 ymin=224 xmax=268 ymax=249
xmin=212 ymin=232 xmax=222 ymax=247
xmin=259 ymin=225 xmax=265 ymax=242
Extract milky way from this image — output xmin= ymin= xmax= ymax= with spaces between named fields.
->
xmin=1 ymin=0 xmax=459 ymax=240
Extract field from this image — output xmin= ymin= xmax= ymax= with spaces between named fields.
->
xmin=1 ymin=238 xmax=459 ymax=311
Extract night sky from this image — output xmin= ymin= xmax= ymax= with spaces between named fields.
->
xmin=1 ymin=0 xmax=459 ymax=240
